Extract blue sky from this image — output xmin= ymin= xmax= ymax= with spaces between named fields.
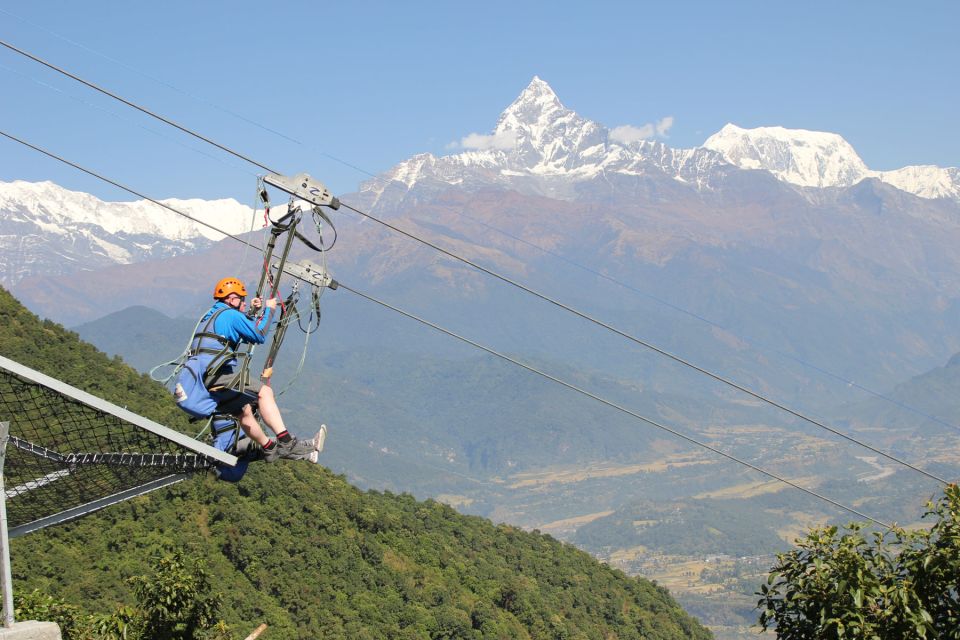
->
xmin=0 ymin=1 xmax=956 ymax=202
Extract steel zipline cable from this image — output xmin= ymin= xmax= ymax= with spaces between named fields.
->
xmin=0 ymin=39 xmax=279 ymax=175
xmin=31 ymin=16 xmax=958 ymax=439
xmin=5 ymin=34 xmax=958 ymax=444
xmin=337 ymin=283 xmax=893 ymax=528
xmin=0 ymin=38 xmax=951 ymax=486
xmin=444 ymin=210 xmax=960 ymax=436
xmin=0 ymin=8 xmax=304 ymax=145
xmin=0 ymin=128 xmax=895 ymax=528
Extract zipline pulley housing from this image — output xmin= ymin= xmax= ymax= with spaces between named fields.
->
xmin=263 ymin=172 xmax=340 ymax=210
xmin=244 ymin=173 xmax=340 ymax=384
xmin=273 ymin=259 xmax=338 ymax=291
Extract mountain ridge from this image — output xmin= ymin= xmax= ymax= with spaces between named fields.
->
xmin=4 ymin=77 xmax=958 ymax=294
xmin=0 ymin=179 xmax=255 ymax=287
xmin=704 ymin=124 xmax=960 ymax=199
xmin=358 ymin=77 xmax=959 ymax=211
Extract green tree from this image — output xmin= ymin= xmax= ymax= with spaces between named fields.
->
xmin=15 ymin=553 xmax=227 ymax=640
xmin=758 ymin=484 xmax=960 ymax=639
xmin=129 ymin=552 xmax=224 ymax=640
xmin=14 ymin=590 xmax=88 ymax=639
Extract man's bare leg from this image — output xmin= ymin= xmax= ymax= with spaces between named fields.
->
xmin=256 ymin=386 xmax=287 ymax=435
xmin=237 ymin=403 xmax=270 ymax=446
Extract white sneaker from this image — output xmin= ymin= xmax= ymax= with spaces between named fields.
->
xmin=307 ymin=424 xmax=327 ymax=464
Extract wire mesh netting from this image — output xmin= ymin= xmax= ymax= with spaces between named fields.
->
xmin=0 ymin=362 xmax=222 ymax=533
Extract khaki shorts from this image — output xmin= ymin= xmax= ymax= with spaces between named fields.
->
xmin=207 ymin=369 xmax=261 ymax=395
xmin=208 ymin=369 xmax=260 ymax=415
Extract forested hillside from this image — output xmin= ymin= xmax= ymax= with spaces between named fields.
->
xmin=1 ymin=286 xmax=711 ymax=639
xmin=0 ymin=287 xmax=192 ymax=433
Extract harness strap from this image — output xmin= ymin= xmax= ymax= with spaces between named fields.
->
xmin=189 ymin=308 xmax=242 ymax=389
xmin=189 ymin=308 xmax=231 ymax=354
xmin=194 ymin=331 xmax=230 ymax=342
xmin=211 ymin=415 xmax=241 ymax=437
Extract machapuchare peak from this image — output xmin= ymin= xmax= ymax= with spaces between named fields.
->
xmin=497 ymin=76 xmax=567 ymax=129
xmin=357 ymin=76 xmax=960 ymax=208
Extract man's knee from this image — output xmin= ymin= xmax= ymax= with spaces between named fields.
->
xmin=258 ymin=386 xmax=276 ymax=403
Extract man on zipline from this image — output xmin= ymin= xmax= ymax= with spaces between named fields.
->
xmin=175 ymin=277 xmax=325 ymax=465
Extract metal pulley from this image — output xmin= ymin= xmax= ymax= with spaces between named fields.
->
xmin=263 ymin=172 xmax=340 ymax=210
xmin=272 ymin=259 xmax=338 ymax=291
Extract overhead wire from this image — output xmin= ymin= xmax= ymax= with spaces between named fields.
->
xmin=24 ymin=24 xmax=944 ymax=437
xmin=0 ymin=17 xmax=380 ymax=183
xmin=30 ymin=19 xmax=933 ymax=438
xmin=0 ymin=61 xmax=258 ymax=180
xmin=3 ymin=31 xmax=956 ymax=438
xmin=441 ymin=208 xmax=960 ymax=436
xmin=0 ymin=38 xmax=279 ymax=175
xmin=0 ymin=37 xmax=950 ymax=487
xmin=0 ymin=128 xmax=894 ymax=528
xmin=338 ymin=282 xmax=893 ymax=528
xmin=0 ymin=6 xmax=303 ymax=145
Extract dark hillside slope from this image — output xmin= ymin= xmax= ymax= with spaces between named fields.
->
xmin=0 ymin=286 xmax=193 ymax=433
xmin=1 ymin=286 xmax=710 ymax=639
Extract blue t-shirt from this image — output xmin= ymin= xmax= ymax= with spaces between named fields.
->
xmin=201 ymin=301 xmax=274 ymax=348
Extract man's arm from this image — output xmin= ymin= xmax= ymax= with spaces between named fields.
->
xmin=218 ymin=308 xmax=272 ymax=345
xmin=253 ymin=298 xmax=277 ymax=337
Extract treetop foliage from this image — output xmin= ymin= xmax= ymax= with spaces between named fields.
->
xmin=0 ymin=285 xmax=193 ymax=432
xmin=758 ymin=484 xmax=960 ymax=639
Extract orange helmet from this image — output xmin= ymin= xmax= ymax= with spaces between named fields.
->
xmin=213 ymin=277 xmax=248 ymax=300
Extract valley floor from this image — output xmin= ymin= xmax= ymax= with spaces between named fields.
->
xmin=605 ymin=549 xmax=773 ymax=639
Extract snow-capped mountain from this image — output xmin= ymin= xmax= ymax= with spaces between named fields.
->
xmin=360 ymin=77 xmax=960 ymax=210
xmin=359 ymin=77 xmax=727 ymax=209
xmin=704 ymin=124 xmax=960 ymax=199
xmin=876 ymin=165 xmax=960 ymax=200
xmin=0 ymin=180 xmax=255 ymax=287
xmin=702 ymin=124 xmax=870 ymax=189
xmin=6 ymin=75 xmax=960 ymax=310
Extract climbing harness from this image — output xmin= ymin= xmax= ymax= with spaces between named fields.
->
xmin=171 ymin=305 xmax=259 ymax=419
xmin=152 ymin=172 xmax=340 ymax=441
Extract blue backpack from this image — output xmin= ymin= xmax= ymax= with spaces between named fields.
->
xmin=174 ymin=307 xmax=252 ymax=418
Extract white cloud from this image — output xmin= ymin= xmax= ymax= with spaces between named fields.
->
xmin=656 ymin=116 xmax=675 ymax=137
xmin=456 ymin=130 xmax=518 ymax=151
xmin=610 ymin=116 xmax=675 ymax=144
xmin=610 ymin=124 xmax=655 ymax=144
